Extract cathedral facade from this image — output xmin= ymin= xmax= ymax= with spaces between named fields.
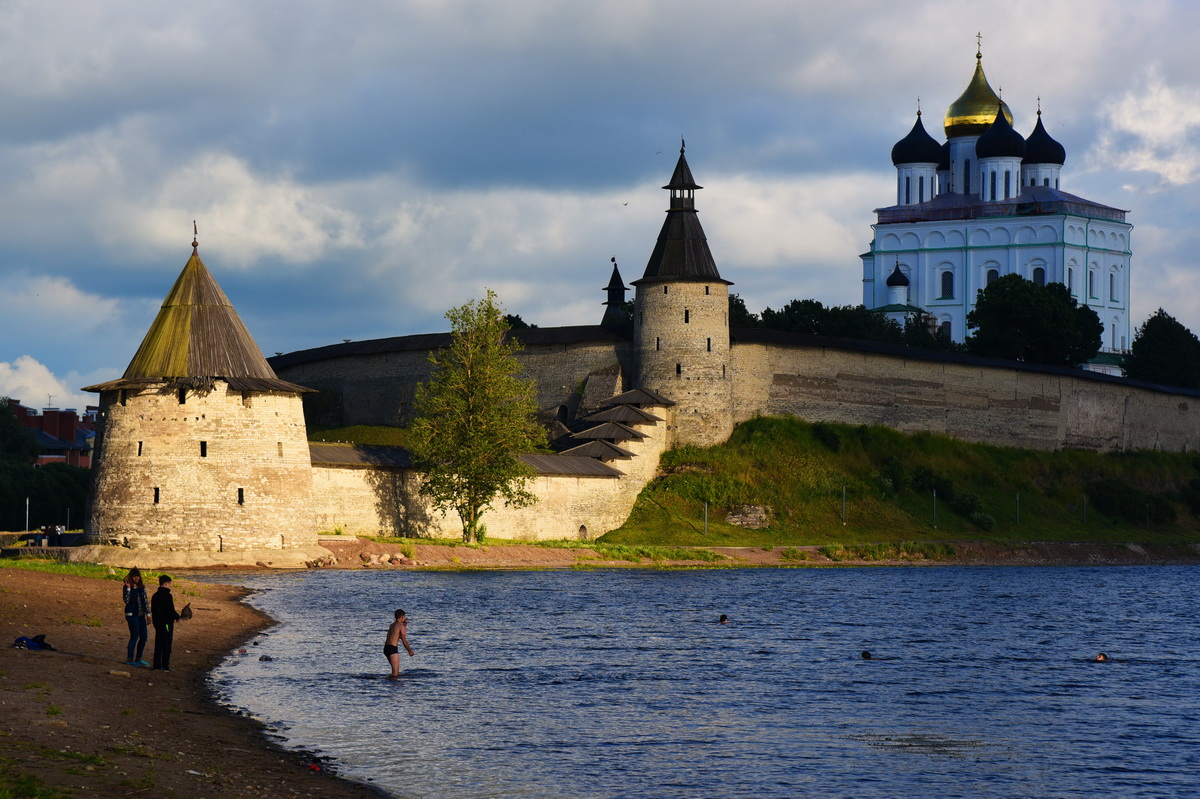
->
xmin=862 ymin=47 xmax=1132 ymax=356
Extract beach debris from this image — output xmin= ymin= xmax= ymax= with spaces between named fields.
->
xmin=259 ymin=655 xmax=273 ymax=662
xmin=308 ymin=763 xmax=322 ymax=772
xmin=109 ymin=670 xmax=131 ymax=678
xmin=186 ymin=769 xmax=203 ymax=776
xmin=255 ymin=561 xmax=270 ymax=568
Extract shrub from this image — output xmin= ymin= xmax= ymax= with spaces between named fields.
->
xmin=1085 ymin=479 xmax=1176 ymax=524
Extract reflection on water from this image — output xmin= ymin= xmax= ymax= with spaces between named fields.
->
xmin=207 ymin=567 xmax=1200 ymax=798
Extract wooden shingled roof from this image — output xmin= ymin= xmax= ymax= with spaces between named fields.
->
xmin=607 ymin=388 xmax=675 ymax=407
xmin=84 ymin=247 xmax=309 ymax=394
xmin=583 ymin=405 xmax=664 ymax=425
xmin=569 ymin=421 xmax=647 ymax=441
xmin=558 ymin=440 xmax=636 ymax=460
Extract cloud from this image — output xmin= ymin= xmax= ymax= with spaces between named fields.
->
xmin=1090 ymin=69 xmax=1200 ymax=186
xmin=0 ymin=356 xmax=110 ymax=411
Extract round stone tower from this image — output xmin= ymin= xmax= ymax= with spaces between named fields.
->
xmin=632 ymin=142 xmax=733 ymax=447
xmin=83 ymin=235 xmax=317 ymax=552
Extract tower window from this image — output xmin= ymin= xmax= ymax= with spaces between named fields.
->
xmin=707 ymin=337 xmax=712 ymax=352
xmin=676 ymin=363 xmax=682 ymax=376
xmin=1004 ymin=170 xmax=1011 ymax=200
xmin=918 ymin=175 xmax=925 ymax=203
xmin=705 ymin=286 xmax=710 ymax=295
xmin=1044 ymin=177 xmax=1050 ymax=187
xmin=200 ymin=441 xmax=207 ymax=457
xmin=684 ymin=309 xmax=690 ymax=324
xmin=237 ymin=488 xmax=245 ymax=505
xmin=663 ymin=286 xmax=668 ymax=294
xmin=986 ymin=269 xmax=999 ymax=285
xmin=1033 ymin=267 xmax=1046 ymax=287
xmin=119 ymin=390 xmax=127 ymax=406
xmin=989 ymin=171 xmax=997 ymax=201
xmin=137 ymin=441 xmax=143 ymax=456
xmin=153 ymin=487 xmax=160 ymax=504
xmin=963 ymin=159 xmax=971 ymax=194
xmin=655 ymin=337 xmax=660 ymax=351
xmin=905 ymin=176 xmax=911 ymax=204
xmin=278 ymin=442 xmax=284 ymax=457
xmin=178 ymin=387 xmax=187 ymax=405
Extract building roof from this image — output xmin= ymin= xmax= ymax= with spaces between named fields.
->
xmin=976 ymin=105 xmax=1026 ymax=159
xmin=944 ymin=49 xmax=1012 ymax=138
xmin=582 ymin=405 xmax=664 ymax=424
xmin=874 ymin=184 xmax=1127 ymax=225
xmin=633 ymin=142 xmax=729 ymax=286
xmin=891 ymin=112 xmax=943 ymax=165
xmin=885 ymin=264 xmax=910 ymax=287
xmin=309 ymin=441 xmax=622 ymax=477
xmin=606 ymin=388 xmax=676 ymax=407
xmin=85 ymin=242 xmax=307 ymax=394
xmin=570 ymin=421 xmax=647 ymax=441
xmin=558 ymin=439 xmax=636 ymax=460
xmin=1024 ymin=111 xmax=1066 ymax=165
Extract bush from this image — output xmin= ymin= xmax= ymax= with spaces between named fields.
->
xmin=1086 ymin=479 xmax=1176 ymax=524
xmin=811 ymin=423 xmax=841 ymax=453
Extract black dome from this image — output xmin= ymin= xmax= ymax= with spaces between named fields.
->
xmin=885 ymin=264 xmax=910 ymax=287
xmin=976 ymin=106 xmax=1026 ymax=159
xmin=1023 ymin=113 xmax=1066 ymax=165
xmin=891 ymin=113 xmax=943 ymax=165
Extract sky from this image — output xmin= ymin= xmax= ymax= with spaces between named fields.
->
xmin=4 ymin=0 xmax=1200 ymax=412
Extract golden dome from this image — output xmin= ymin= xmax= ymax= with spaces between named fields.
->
xmin=944 ymin=51 xmax=1012 ymax=138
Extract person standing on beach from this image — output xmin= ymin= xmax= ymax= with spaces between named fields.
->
xmin=384 ymin=609 xmax=415 ymax=680
xmin=122 ymin=568 xmax=150 ymax=666
xmin=151 ymin=575 xmax=182 ymax=671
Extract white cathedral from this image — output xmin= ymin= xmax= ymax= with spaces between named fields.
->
xmin=861 ymin=47 xmax=1131 ymax=359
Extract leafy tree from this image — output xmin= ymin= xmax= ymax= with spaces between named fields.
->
xmin=503 ymin=313 xmax=536 ymax=330
xmin=729 ymin=293 xmax=760 ymax=328
xmin=1123 ymin=308 xmax=1200 ymax=388
xmin=965 ymin=274 xmax=1101 ymax=366
xmin=0 ymin=398 xmax=39 ymax=463
xmin=759 ymin=299 xmax=902 ymax=344
xmin=409 ymin=290 xmax=546 ymax=542
xmin=902 ymin=315 xmax=959 ymax=352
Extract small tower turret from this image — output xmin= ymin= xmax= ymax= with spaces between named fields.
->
xmin=1022 ymin=106 xmax=1066 ymax=189
xmin=891 ymin=110 xmax=942 ymax=205
xmin=631 ymin=141 xmax=732 ymax=447
xmin=976 ymin=104 xmax=1026 ymax=201
xmin=600 ymin=257 xmax=629 ymax=329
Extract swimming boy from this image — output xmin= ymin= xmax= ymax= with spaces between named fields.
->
xmin=384 ymin=609 xmax=415 ymax=680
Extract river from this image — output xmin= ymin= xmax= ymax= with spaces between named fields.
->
xmin=206 ymin=566 xmax=1200 ymax=798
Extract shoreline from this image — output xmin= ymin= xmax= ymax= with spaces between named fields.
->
xmin=0 ymin=566 xmax=388 ymax=798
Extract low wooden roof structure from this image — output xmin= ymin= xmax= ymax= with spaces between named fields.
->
xmin=582 ymin=405 xmax=664 ymax=425
xmin=558 ymin=440 xmax=636 ymax=460
xmin=569 ymin=421 xmax=647 ymax=441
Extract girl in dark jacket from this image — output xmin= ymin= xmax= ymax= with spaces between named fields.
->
xmin=122 ymin=567 xmax=150 ymax=666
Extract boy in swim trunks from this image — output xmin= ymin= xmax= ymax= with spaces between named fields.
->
xmin=384 ymin=609 xmax=415 ymax=680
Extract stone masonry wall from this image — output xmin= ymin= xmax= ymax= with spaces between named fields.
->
xmin=276 ymin=341 xmax=631 ymax=428
xmin=309 ymin=404 xmax=671 ymax=540
xmin=731 ymin=341 xmax=1200 ymax=452
xmin=86 ymin=383 xmax=317 ymax=550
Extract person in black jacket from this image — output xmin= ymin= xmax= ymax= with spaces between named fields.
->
xmin=122 ymin=567 xmax=150 ymax=666
xmin=151 ymin=575 xmax=182 ymax=671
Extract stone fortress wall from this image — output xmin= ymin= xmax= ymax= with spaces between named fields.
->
xmin=86 ymin=383 xmax=317 ymax=551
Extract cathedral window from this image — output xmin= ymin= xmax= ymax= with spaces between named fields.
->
xmin=905 ymin=176 xmax=911 ymax=204
xmin=1033 ymin=267 xmax=1046 ymax=287
xmin=1109 ymin=273 xmax=1117 ymax=301
xmin=1088 ymin=271 xmax=1097 ymax=299
xmin=989 ymin=172 xmax=997 ymax=202
xmin=1068 ymin=268 xmax=1074 ymax=293
xmin=1004 ymin=171 xmax=1011 ymax=200
xmin=940 ymin=271 xmax=954 ymax=299
xmin=705 ymin=286 xmax=710 ymax=295
xmin=986 ymin=269 xmax=999 ymax=285
xmin=963 ymin=159 xmax=971 ymax=194
xmin=1043 ymin=178 xmax=1050 ymax=187
xmin=939 ymin=321 xmax=952 ymax=339
xmin=918 ymin=176 xmax=925 ymax=203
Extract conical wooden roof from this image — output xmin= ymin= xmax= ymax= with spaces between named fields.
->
xmin=85 ymin=245 xmax=309 ymax=394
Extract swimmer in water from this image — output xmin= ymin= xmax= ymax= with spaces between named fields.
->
xmin=861 ymin=650 xmax=873 ymax=660
xmin=719 ymin=614 xmax=729 ymax=624
xmin=1093 ymin=652 xmax=1109 ymax=662
xmin=384 ymin=609 xmax=415 ymax=680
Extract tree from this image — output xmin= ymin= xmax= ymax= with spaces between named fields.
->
xmin=759 ymin=299 xmax=903 ymax=344
xmin=409 ymin=290 xmax=546 ymax=542
xmin=728 ymin=293 xmax=760 ymax=328
xmin=0 ymin=398 xmax=39 ymax=463
xmin=965 ymin=274 xmax=1101 ymax=367
xmin=1123 ymin=308 xmax=1200 ymax=388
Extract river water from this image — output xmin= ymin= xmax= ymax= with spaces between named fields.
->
xmin=206 ymin=567 xmax=1200 ymax=798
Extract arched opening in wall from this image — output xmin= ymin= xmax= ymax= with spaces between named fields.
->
xmin=555 ymin=405 xmax=569 ymax=423
xmin=1109 ymin=272 xmax=1117 ymax=301
xmin=939 ymin=320 xmax=952 ymax=339
xmin=119 ymin=389 xmax=127 ymax=406
xmin=1033 ymin=267 xmax=1046 ymax=287
xmin=986 ymin=268 xmax=999 ymax=285
xmin=1043 ymin=177 xmax=1050 ymax=186
xmin=722 ymin=364 xmax=726 ymax=378
xmin=153 ymin=487 xmax=160 ymax=504
xmin=1089 ymin=270 xmax=1097 ymax=299
xmin=237 ymin=488 xmax=245 ymax=505
xmin=940 ymin=270 xmax=954 ymax=299
xmin=1067 ymin=268 xmax=1074 ymax=294
xmin=578 ymin=525 xmax=588 ymax=540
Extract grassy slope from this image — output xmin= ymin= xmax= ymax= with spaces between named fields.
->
xmin=600 ymin=416 xmax=1200 ymax=547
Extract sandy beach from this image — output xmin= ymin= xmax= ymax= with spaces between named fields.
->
xmin=0 ymin=567 xmax=384 ymax=798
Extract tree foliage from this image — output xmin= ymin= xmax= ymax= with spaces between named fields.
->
xmin=1122 ymin=308 xmax=1200 ymax=388
xmin=409 ymin=291 xmax=546 ymax=542
xmin=965 ymin=274 xmax=1101 ymax=366
xmin=728 ymin=293 xmax=760 ymax=328
xmin=759 ymin=299 xmax=904 ymax=344
xmin=0 ymin=397 xmax=39 ymax=463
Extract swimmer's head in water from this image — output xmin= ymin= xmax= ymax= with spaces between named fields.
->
xmin=861 ymin=650 xmax=872 ymax=659
xmin=719 ymin=614 xmax=728 ymax=623
xmin=1095 ymin=652 xmax=1108 ymax=662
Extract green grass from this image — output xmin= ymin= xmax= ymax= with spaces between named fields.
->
xmin=600 ymin=416 xmax=1200 ymax=547
xmin=309 ymin=425 xmax=413 ymax=447
xmin=0 ymin=560 xmax=170 ymax=584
